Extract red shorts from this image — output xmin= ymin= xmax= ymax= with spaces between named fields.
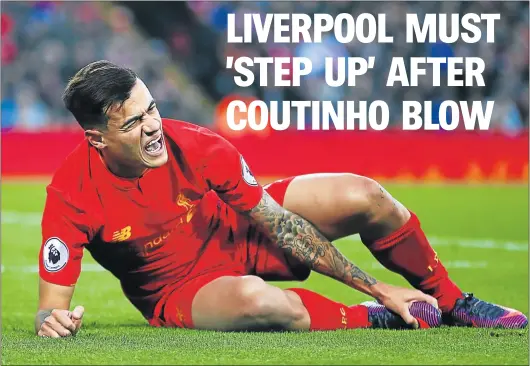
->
xmin=149 ymin=176 xmax=310 ymax=328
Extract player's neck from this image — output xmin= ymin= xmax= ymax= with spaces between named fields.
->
xmin=99 ymin=152 xmax=148 ymax=179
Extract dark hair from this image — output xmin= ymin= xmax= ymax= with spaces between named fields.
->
xmin=62 ymin=60 xmax=138 ymax=129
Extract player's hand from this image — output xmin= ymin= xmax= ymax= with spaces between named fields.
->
xmin=37 ymin=306 xmax=85 ymax=338
xmin=372 ymin=283 xmax=438 ymax=329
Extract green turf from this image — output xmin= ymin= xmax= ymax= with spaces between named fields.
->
xmin=2 ymin=182 xmax=529 ymax=365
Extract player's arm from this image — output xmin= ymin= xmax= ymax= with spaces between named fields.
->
xmin=245 ymin=190 xmax=380 ymax=296
xmin=36 ymin=186 xmax=91 ymax=337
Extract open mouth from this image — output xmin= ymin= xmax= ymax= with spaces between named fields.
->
xmin=144 ymin=135 xmax=164 ymax=157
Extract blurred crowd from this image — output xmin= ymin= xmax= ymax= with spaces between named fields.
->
xmin=1 ymin=1 xmax=529 ymax=133
xmin=1 ymin=1 xmax=206 ymax=131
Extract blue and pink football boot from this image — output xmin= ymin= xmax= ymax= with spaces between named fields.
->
xmin=361 ymin=301 xmax=442 ymax=329
xmin=444 ymin=293 xmax=528 ymax=329
xmin=360 ymin=292 xmax=528 ymax=330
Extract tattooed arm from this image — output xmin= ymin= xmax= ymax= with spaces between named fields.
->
xmin=246 ymin=190 xmax=380 ymax=296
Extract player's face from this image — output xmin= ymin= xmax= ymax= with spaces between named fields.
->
xmin=94 ymin=79 xmax=168 ymax=177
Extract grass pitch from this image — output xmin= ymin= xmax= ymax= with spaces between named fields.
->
xmin=1 ymin=181 xmax=528 ymax=365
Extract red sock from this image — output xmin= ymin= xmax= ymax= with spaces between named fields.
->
xmin=287 ymin=288 xmax=371 ymax=330
xmin=361 ymin=211 xmax=463 ymax=313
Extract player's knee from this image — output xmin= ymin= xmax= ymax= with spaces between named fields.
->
xmin=338 ymin=174 xmax=400 ymax=223
xmin=333 ymin=174 xmax=380 ymax=219
xmin=234 ymin=276 xmax=300 ymax=327
xmin=235 ymin=277 xmax=277 ymax=318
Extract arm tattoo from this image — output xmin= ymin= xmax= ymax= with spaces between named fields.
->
xmin=248 ymin=191 xmax=377 ymax=292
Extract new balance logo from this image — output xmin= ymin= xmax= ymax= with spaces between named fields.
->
xmin=112 ymin=226 xmax=132 ymax=242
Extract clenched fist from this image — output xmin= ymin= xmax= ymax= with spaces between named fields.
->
xmin=36 ymin=306 xmax=84 ymax=338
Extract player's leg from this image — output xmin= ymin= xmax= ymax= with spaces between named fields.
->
xmin=266 ymin=173 xmax=527 ymax=329
xmin=267 ymin=173 xmax=410 ymax=241
xmin=157 ymin=273 xmax=380 ymax=331
xmin=190 ymin=275 xmax=438 ymax=331
xmin=265 ymin=173 xmax=459 ymax=309
xmin=153 ymin=268 xmax=440 ymax=331
xmin=244 ymin=235 xmax=441 ymax=331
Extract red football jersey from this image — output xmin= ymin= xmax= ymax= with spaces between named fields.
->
xmin=39 ymin=119 xmax=263 ymax=319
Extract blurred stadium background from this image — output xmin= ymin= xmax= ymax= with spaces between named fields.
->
xmin=1 ymin=1 xmax=528 ymax=183
xmin=1 ymin=2 xmax=528 ymax=364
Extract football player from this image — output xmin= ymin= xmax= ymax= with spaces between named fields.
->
xmin=36 ymin=61 xmax=527 ymax=338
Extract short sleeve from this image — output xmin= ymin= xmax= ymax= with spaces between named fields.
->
xmin=198 ymin=128 xmax=263 ymax=212
xmin=39 ymin=186 xmax=93 ymax=286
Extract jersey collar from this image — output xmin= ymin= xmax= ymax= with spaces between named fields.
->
xmin=89 ymin=144 xmax=151 ymax=191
